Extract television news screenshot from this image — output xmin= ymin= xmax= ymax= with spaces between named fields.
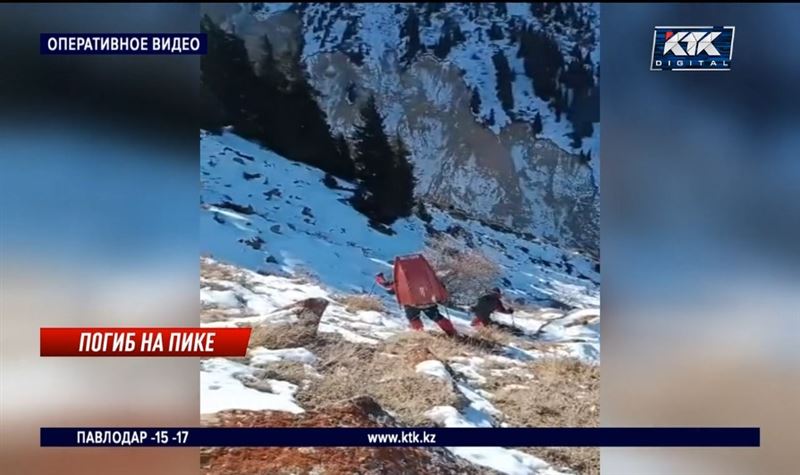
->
xmin=1 ymin=3 xmax=797 ymax=475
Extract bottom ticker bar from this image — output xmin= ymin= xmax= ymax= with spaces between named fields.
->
xmin=41 ymin=427 xmax=760 ymax=448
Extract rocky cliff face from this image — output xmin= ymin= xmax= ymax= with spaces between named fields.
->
xmin=203 ymin=3 xmax=599 ymax=255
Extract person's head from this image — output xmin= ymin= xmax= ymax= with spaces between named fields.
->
xmin=491 ymin=287 xmax=502 ymax=296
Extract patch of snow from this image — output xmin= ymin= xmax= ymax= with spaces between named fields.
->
xmin=449 ymin=361 xmax=488 ymax=385
xmin=415 ymin=360 xmax=453 ymax=383
xmin=200 ymin=358 xmax=304 ymax=414
xmin=426 ymin=405 xmax=470 ymax=427
xmin=250 ymin=347 xmax=318 ymax=365
xmin=200 ymin=289 xmax=240 ymax=309
xmin=425 ymin=406 xmax=568 ymax=475
xmin=456 ymin=382 xmax=502 ymax=426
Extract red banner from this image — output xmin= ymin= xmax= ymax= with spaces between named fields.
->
xmin=40 ymin=328 xmax=251 ymax=357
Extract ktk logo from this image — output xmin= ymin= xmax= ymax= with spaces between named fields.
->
xmin=651 ymin=26 xmax=735 ymax=71
xmin=663 ymin=31 xmax=721 ymax=56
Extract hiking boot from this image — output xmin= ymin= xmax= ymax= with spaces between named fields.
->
xmin=436 ymin=318 xmax=458 ymax=337
xmin=409 ymin=319 xmax=424 ymax=331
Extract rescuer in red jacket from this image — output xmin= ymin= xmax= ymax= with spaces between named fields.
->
xmin=375 ymin=272 xmax=457 ymax=336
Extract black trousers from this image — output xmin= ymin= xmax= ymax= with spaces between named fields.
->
xmin=473 ymin=312 xmax=493 ymax=325
xmin=404 ymin=306 xmax=443 ymax=322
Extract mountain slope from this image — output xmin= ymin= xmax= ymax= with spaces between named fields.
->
xmin=201 ymin=130 xmax=599 ymax=311
xmin=202 ymin=3 xmax=600 ymax=255
xmin=200 ymin=129 xmax=600 ymax=474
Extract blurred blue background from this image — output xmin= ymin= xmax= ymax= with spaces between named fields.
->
xmin=602 ymin=4 xmax=800 ymax=474
xmin=0 ymin=4 xmax=200 ymax=475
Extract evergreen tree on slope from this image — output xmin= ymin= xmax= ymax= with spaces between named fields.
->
xmin=351 ymin=96 xmax=415 ymax=224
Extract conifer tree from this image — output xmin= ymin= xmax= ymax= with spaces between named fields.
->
xmin=350 ymin=97 xmax=416 ymax=224
xmin=400 ymin=8 xmax=422 ymax=64
xmin=350 ymin=96 xmax=406 ymax=223
xmin=488 ymin=23 xmax=504 ymax=41
xmin=334 ymin=133 xmax=352 ymax=169
xmin=531 ymin=112 xmax=543 ymax=137
xmin=492 ymin=51 xmax=514 ymax=114
xmin=518 ymin=28 xmax=564 ymax=102
xmin=470 ymin=87 xmax=482 ymax=117
xmin=451 ymin=23 xmax=466 ymax=43
xmin=433 ymin=31 xmax=452 ymax=59
xmin=202 ymin=17 xmax=355 ymax=180
xmin=389 ymin=135 xmax=417 ymax=219
xmin=201 ymin=16 xmax=263 ymax=138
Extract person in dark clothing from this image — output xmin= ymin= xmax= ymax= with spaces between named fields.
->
xmin=470 ymin=287 xmax=514 ymax=327
xmin=375 ymin=272 xmax=458 ymax=336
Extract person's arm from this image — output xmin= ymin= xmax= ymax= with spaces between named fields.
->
xmin=496 ymin=298 xmax=514 ymax=314
xmin=375 ymin=273 xmax=395 ymax=292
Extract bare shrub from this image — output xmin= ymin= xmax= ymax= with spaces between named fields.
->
xmin=423 ymin=236 xmax=500 ymax=306
xmin=335 ymin=294 xmax=385 ymax=313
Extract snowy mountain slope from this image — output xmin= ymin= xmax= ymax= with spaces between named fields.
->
xmin=200 ymin=130 xmax=599 ymax=474
xmin=200 ymin=258 xmax=597 ymax=475
xmin=203 ymin=3 xmax=600 ymax=255
xmin=201 ymin=130 xmax=599 ymax=310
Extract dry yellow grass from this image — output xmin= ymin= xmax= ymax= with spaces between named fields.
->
xmin=201 ymin=258 xmax=235 ymax=280
xmin=514 ymin=339 xmax=567 ymax=355
xmin=489 ymin=357 xmax=599 ymax=474
xmin=472 ymin=325 xmax=513 ymax=346
xmin=298 ymin=334 xmax=466 ymax=426
xmin=248 ymin=322 xmax=319 ymax=350
xmin=381 ymin=331 xmax=506 ymax=362
xmin=201 ymin=257 xmax=253 ymax=286
xmin=493 ymin=358 xmax=598 ymax=427
xmin=249 ymin=360 xmax=309 ymax=387
xmin=247 ymin=299 xmax=328 ymax=349
xmin=201 ymin=308 xmax=240 ymax=324
xmin=310 ymin=333 xmax=377 ymax=371
xmin=335 ymin=294 xmax=385 ymax=313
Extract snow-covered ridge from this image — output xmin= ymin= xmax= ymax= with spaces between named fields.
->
xmin=286 ymin=3 xmax=598 ymax=140
xmin=204 ymin=2 xmax=600 ymax=255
